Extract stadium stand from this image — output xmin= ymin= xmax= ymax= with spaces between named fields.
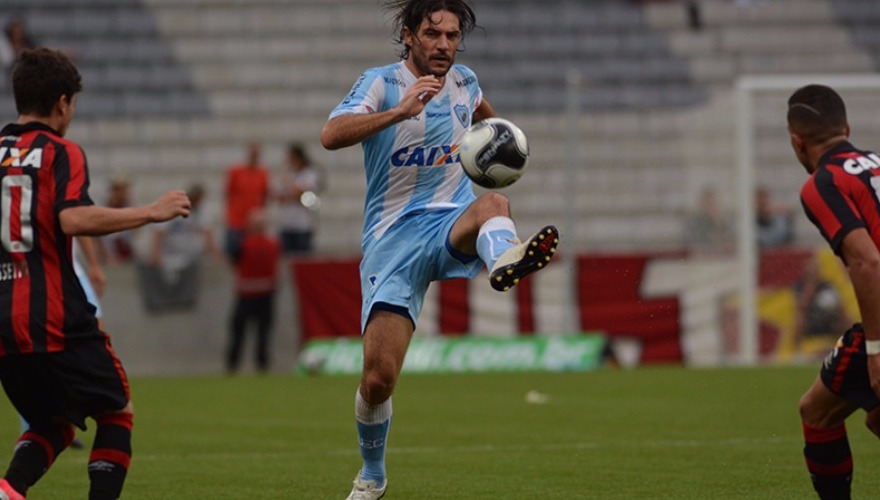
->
xmin=0 ymin=0 xmax=878 ymax=254
xmin=0 ymin=4 xmax=208 ymax=118
xmin=464 ymin=1 xmax=708 ymax=112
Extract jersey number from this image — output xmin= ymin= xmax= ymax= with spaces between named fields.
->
xmin=1 ymin=175 xmax=34 ymax=253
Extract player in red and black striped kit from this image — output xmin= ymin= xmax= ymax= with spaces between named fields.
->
xmin=0 ymin=48 xmax=191 ymax=500
xmin=790 ymin=84 xmax=880 ymax=500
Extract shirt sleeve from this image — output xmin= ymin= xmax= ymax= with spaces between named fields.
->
xmin=328 ymin=69 xmax=384 ymax=119
xmin=55 ymin=143 xmax=94 ymax=212
xmin=800 ymin=168 xmax=866 ymax=255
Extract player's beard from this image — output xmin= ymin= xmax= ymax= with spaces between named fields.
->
xmin=412 ymin=51 xmax=453 ymax=78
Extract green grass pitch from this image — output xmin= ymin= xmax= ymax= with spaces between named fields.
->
xmin=3 ymin=365 xmax=879 ymax=499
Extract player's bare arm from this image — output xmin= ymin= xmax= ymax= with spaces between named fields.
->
xmin=840 ymin=228 xmax=880 ymax=398
xmin=76 ymin=236 xmax=106 ymax=296
xmin=472 ymin=97 xmax=496 ymax=123
xmin=321 ymin=76 xmax=442 ymax=150
xmin=59 ymin=190 xmax=191 ymax=236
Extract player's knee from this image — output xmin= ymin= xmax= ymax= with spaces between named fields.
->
xmin=798 ymin=391 xmax=840 ymax=428
xmin=798 ymin=391 xmax=818 ymax=424
xmin=95 ymin=402 xmax=135 ymax=429
xmin=476 ymin=192 xmax=509 ymax=218
xmin=95 ymin=411 xmax=134 ymax=431
xmin=361 ymin=369 xmax=397 ymax=404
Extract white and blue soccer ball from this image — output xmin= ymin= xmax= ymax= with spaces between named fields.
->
xmin=459 ymin=117 xmax=529 ymax=189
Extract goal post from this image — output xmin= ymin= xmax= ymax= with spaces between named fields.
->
xmin=735 ymin=74 xmax=880 ymax=365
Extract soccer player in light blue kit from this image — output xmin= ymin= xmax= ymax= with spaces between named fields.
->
xmin=321 ymin=1 xmax=559 ymax=498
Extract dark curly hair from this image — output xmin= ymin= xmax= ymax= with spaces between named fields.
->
xmin=383 ymin=0 xmax=478 ymax=59
xmin=12 ymin=47 xmax=82 ymax=117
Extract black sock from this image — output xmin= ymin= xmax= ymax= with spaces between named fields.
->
xmin=803 ymin=423 xmax=852 ymax=500
xmin=88 ymin=413 xmax=133 ymax=500
xmin=4 ymin=423 xmax=73 ymax=494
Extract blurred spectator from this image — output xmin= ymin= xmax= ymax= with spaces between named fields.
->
xmin=139 ymin=184 xmax=222 ymax=312
xmin=274 ymin=143 xmax=323 ymax=256
xmin=99 ymin=174 xmax=135 ymax=263
xmin=224 ymin=142 xmax=269 ymax=261
xmin=227 ymin=209 xmax=281 ymax=374
xmin=683 ymin=186 xmax=735 ymax=254
xmin=0 ymin=19 xmax=37 ymax=69
xmin=756 ymin=186 xmax=793 ymax=249
xmin=686 ymin=1 xmax=702 ymax=31
xmin=793 ymin=255 xmax=853 ymax=359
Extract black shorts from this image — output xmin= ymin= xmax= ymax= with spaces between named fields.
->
xmin=820 ymin=323 xmax=880 ymax=411
xmin=0 ymin=334 xmax=130 ymax=431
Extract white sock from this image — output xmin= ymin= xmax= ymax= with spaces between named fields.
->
xmin=477 ymin=216 xmax=518 ymax=270
xmin=355 ymin=389 xmax=392 ymax=482
xmin=355 ymin=389 xmax=392 ymax=424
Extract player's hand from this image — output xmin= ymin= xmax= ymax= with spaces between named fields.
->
xmin=398 ymin=76 xmax=442 ymax=118
xmin=149 ymin=190 xmax=191 ymax=222
xmin=868 ymin=352 xmax=880 ymax=400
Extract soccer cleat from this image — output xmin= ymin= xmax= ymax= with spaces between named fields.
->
xmin=489 ymin=225 xmax=559 ymax=292
xmin=345 ymin=474 xmax=387 ymax=500
xmin=0 ymin=479 xmax=24 ymax=500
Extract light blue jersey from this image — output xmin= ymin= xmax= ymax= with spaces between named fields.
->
xmin=329 ymin=61 xmax=485 ymax=329
xmin=330 ymin=61 xmax=482 ymax=248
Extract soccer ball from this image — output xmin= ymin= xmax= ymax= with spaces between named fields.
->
xmin=459 ymin=117 xmax=529 ymax=189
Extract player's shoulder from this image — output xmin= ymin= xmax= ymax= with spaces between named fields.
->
xmin=800 ymin=166 xmax=832 ymax=203
xmin=361 ymin=62 xmax=403 ymax=80
xmin=342 ymin=62 xmax=402 ymax=99
xmin=36 ymin=129 xmax=87 ymax=165
xmin=818 ymin=141 xmax=880 ymax=172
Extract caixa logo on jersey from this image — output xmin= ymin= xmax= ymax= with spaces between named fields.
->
xmin=837 ymin=152 xmax=880 ymax=175
xmin=390 ymin=144 xmax=460 ymax=168
xmin=0 ymin=147 xmax=42 ymax=168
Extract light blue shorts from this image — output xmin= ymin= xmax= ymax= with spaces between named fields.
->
xmin=360 ymin=205 xmax=483 ymax=332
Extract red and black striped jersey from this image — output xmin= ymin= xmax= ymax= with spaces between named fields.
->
xmin=0 ymin=121 xmax=99 ymax=356
xmin=801 ymin=141 xmax=880 ymax=257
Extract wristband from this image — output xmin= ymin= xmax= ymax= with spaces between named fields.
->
xmin=866 ymin=340 xmax=880 ymax=355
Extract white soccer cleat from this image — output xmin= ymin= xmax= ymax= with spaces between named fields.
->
xmin=345 ymin=474 xmax=387 ymax=500
xmin=489 ymin=225 xmax=559 ymax=292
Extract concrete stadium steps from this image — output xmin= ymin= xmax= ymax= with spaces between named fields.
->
xmin=173 ymin=37 xmax=392 ymax=65
xmin=5 ymin=0 xmax=876 ymax=253
xmin=830 ymin=0 xmax=880 ymax=70
xmin=644 ymin=0 xmax=834 ymax=29
xmin=647 ymin=1 xmax=875 ymax=89
xmin=0 ymin=4 xmax=208 ymax=118
xmin=462 ymin=0 xmax=707 ymax=112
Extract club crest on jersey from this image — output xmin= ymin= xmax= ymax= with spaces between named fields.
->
xmin=454 ymin=104 xmax=470 ymax=128
xmin=390 ymin=144 xmax=460 ymax=167
xmin=0 ymin=147 xmax=42 ymax=169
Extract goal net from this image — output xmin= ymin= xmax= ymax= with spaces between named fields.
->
xmin=734 ymin=74 xmax=880 ymax=365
